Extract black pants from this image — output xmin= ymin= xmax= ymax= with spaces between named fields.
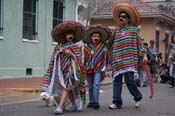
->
xmin=170 ymin=77 xmax=174 ymax=87
xmin=160 ymin=74 xmax=170 ymax=83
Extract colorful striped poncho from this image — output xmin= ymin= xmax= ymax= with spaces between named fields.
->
xmin=111 ymin=26 xmax=144 ymax=80
xmin=84 ymin=43 xmax=107 ymax=73
xmin=43 ymin=42 xmax=86 ymax=109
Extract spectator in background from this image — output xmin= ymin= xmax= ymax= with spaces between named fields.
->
xmin=168 ymin=35 xmax=175 ymax=88
xmin=159 ymin=63 xmax=170 ymax=84
xmin=148 ymin=40 xmax=158 ymax=82
xmin=138 ymin=42 xmax=149 ymax=87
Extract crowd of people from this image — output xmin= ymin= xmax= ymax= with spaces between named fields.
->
xmin=41 ymin=2 xmax=174 ymax=115
xmin=136 ymin=38 xmax=175 ymax=88
xmin=159 ymin=40 xmax=175 ymax=88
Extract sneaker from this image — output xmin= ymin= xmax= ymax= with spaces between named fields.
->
xmin=67 ymin=106 xmax=78 ymax=112
xmin=169 ymin=86 xmax=174 ymax=88
xmin=93 ymin=103 xmax=100 ymax=110
xmin=109 ymin=104 xmax=122 ymax=109
xmin=135 ymin=101 xmax=141 ymax=108
xmin=87 ymin=102 xmax=95 ymax=108
xmin=54 ymin=107 xmax=63 ymax=115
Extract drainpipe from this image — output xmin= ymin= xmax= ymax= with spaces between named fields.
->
xmin=44 ymin=0 xmax=47 ymax=73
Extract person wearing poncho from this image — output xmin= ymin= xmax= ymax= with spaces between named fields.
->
xmin=83 ymin=24 xmax=111 ymax=110
xmin=108 ymin=2 xmax=145 ymax=109
xmin=42 ymin=21 xmax=86 ymax=114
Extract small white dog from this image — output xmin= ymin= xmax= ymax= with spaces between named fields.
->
xmin=40 ymin=92 xmax=55 ymax=107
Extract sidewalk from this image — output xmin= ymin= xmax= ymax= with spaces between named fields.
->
xmin=0 ymin=76 xmax=112 ymax=105
xmin=0 ymin=77 xmax=43 ymax=105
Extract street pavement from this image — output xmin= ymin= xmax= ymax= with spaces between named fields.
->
xmin=0 ymin=81 xmax=175 ymax=116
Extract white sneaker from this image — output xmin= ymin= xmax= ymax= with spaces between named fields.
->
xmin=135 ymin=101 xmax=141 ymax=108
xmin=54 ymin=107 xmax=63 ymax=114
xmin=109 ymin=104 xmax=122 ymax=109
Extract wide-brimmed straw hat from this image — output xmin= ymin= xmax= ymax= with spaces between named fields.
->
xmin=83 ymin=24 xmax=111 ymax=44
xmin=112 ymin=2 xmax=140 ymax=26
xmin=51 ymin=20 xmax=85 ymax=42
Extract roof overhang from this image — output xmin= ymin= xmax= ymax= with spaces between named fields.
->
xmin=91 ymin=12 xmax=175 ymax=22
xmin=141 ymin=12 xmax=175 ymax=21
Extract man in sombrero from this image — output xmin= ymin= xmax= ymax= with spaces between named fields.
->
xmin=42 ymin=21 xmax=86 ymax=114
xmin=84 ymin=24 xmax=111 ymax=110
xmin=108 ymin=2 xmax=145 ymax=109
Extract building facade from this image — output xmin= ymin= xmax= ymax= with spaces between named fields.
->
xmin=0 ymin=0 xmax=77 ymax=78
xmin=88 ymin=0 xmax=175 ymax=62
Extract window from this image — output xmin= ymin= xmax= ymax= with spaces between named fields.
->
xmin=23 ymin=0 xmax=38 ymax=40
xmin=155 ymin=30 xmax=160 ymax=53
xmin=76 ymin=4 xmax=86 ymax=25
xmin=164 ymin=32 xmax=169 ymax=62
xmin=26 ymin=68 xmax=32 ymax=76
xmin=53 ymin=0 xmax=64 ymax=28
xmin=0 ymin=0 xmax=3 ymax=38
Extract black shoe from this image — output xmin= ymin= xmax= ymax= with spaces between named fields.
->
xmin=87 ymin=102 xmax=95 ymax=108
xmin=160 ymin=80 xmax=166 ymax=84
xmin=93 ymin=103 xmax=100 ymax=110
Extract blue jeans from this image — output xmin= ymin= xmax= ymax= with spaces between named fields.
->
xmin=112 ymin=72 xmax=142 ymax=106
xmin=87 ymin=72 xmax=101 ymax=103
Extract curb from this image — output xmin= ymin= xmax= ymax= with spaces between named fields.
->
xmin=8 ymin=82 xmax=112 ymax=93
xmin=9 ymin=88 xmax=44 ymax=93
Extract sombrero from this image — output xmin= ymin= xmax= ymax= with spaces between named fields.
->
xmin=84 ymin=24 xmax=111 ymax=44
xmin=51 ymin=20 xmax=85 ymax=42
xmin=112 ymin=2 xmax=140 ymax=26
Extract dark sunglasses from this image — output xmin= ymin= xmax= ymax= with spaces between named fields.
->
xmin=119 ymin=15 xmax=128 ymax=19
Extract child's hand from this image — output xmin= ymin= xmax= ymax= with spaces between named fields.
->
xmin=143 ymin=54 xmax=148 ymax=62
xmin=104 ymin=48 xmax=108 ymax=53
xmin=58 ymin=47 xmax=65 ymax=54
xmin=65 ymin=49 xmax=76 ymax=59
xmin=65 ymin=49 xmax=72 ymax=55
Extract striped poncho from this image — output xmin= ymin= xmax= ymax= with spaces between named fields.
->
xmin=84 ymin=43 xmax=106 ymax=73
xmin=111 ymin=26 xmax=144 ymax=79
xmin=43 ymin=42 xmax=86 ymax=108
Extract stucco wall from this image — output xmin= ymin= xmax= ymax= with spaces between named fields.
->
xmin=0 ymin=0 xmax=76 ymax=78
xmin=140 ymin=18 xmax=155 ymax=43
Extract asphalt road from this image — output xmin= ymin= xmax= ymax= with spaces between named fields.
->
xmin=0 ymin=83 xmax=175 ymax=116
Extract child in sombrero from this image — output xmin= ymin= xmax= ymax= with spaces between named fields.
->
xmin=42 ymin=21 xmax=86 ymax=114
xmin=84 ymin=24 xmax=111 ymax=109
